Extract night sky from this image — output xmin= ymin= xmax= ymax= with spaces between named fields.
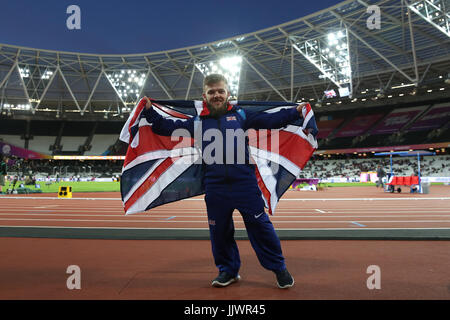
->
xmin=1 ymin=0 xmax=342 ymax=54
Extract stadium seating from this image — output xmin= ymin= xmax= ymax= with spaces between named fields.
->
xmin=60 ymin=136 xmax=87 ymax=152
xmin=85 ymin=135 xmax=118 ymax=155
xmin=1 ymin=134 xmax=119 ymax=156
xmin=0 ymin=135 xmax=25 ymax=148
xmin=28 ymin=136 xmax=56 ymax=154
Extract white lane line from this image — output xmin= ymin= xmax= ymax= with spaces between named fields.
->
xmin=1 ymin=218 xmax=450 ymax=224
xmin=1 ymin=225 xmax=450 ymax=231
xmin=34 ymin=205 xmax=60 ymax=209
xmin=0 ymin=196 xmax=122 ymax=200
xmin=280 ymin=197 xmax=450 ymax=201
xmin=0 ymin=218 xmax=207 ymax=223
xmin=0 ymin=204 xmax=448 ymax=211
xmin=0 ymin=225 xmax=211 ymax=230
xmin=351 ymin=222 xmax=367 ymax=227
xmin=1 ymin=213 xmax=450 ymax=218
xmin=278 ymin=208 xmax=450 ymax=211
xmin=2 ymin=207 xmax=450 ymax=213
xmin=271 ymin=210 xmax=450 ymax=213
xmin=0 ymin=204 xmax=448 ymax=209
xmin=2 ymin=209 xmax=449 ymax=215
xmin=1 ymin=196 xmax=450 ymax=201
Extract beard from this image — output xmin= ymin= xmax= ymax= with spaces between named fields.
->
xmin=206 ymin=98 xmax=228 ymax=118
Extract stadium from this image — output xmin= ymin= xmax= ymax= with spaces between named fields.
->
xmin=0 ymin=0 xmax=450 ymax=304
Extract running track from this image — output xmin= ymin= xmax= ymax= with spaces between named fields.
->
xmin=0 ymin=186 xmax=449 ymax=231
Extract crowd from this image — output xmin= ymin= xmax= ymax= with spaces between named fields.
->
xmin=1 ymin=154 xmax=449 ymax=182
xmin=0 ymin=156 xmax=123 ymax=180
xmin=299 ymin=155 xmax=450 ymax=180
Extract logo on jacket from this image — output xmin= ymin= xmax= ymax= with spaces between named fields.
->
xmin=254 ymin=212 xmax=264 ymax=219
xmin=226 ymin=116 xmax=237 ymax=121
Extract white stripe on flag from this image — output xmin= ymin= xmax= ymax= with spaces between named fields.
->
xmin=122 ymin=147 xmax=200 ymax=172
xmin=119 ymin=100 xmax=142 ymax=143
xmin=302 ymin=109 xmax=313 ymax=130
xmin=153 ymin=106 xmax=192 ymax=121
xmin=138 ymin=117 xmax=151 ymax=127
xmin=126 ymin=154 xmax=200 ymax=215
xmin=130 ymin=131 xmax=140 ymax=148
xmin=283 ymin=125 xmax=318 ymax=149
xmin=249 ymin=146 xmax=301 ymax=178
xmin=194 ymin=101 xmax=203 ymax=116
xmin=251 ymin=155 xmax=279 ymax=214
xmin=123 ymin=158 xmax=166 ymax=203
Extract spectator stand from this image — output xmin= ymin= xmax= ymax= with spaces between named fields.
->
xmin=374 ymin=150 xmax=435 ymax=193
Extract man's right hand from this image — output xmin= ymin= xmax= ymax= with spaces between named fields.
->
xmin=144 ymin=96 xmax=152 ymax=110
xmin=296 ymin=102 xmax=308 ymax=114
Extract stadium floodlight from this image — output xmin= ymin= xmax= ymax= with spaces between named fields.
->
xmin=106 ymin=69 xmax=147 ymax=105
xmin=17 ymin=64 xmax=57 ymax=110
xmin=291 ymin=29 xmax=352 ymax=94
xmin=409 ymin=0 xmax=450 ymax=38
xmin=15 ymin=104 xmax=31 ymax=110
xmin=195 ymin=55 xmax=242 ymax=98
xmin=0 ymin=103 xmax=30 ymax=111
xmin=19 ymin=67 xmax=30 ymax=78
xmin=213 ymin=37 xmax=245 ymax=49
xmin=41 ymin=70 xmax=54 ymax=80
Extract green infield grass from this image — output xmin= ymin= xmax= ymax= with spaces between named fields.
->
xmin=3 ymin=180 xmax=121 ymax=193
xmin=1 ymin=180 xmax=444 ymax=194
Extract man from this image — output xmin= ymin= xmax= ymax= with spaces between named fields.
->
xmin=143 ymin=74 xmax=307 ymax=289
xmin=376 ymin=164 xmax=386 ymax=188
xmin=0 ymin=156 xmax=8 ymax=194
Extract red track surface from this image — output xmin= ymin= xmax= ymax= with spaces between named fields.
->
xmin=1 ymin=186 xmax=450 ymax=299
xmin=0 ymin=186 xmax=449 ymax=229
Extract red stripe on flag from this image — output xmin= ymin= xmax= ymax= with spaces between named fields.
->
xmin=248 ymin=130 xmax=315 ymax=169
xmin=278 ymin=132 xmax=315 ymax=168
xmin=128 ymin=99 xmax=147 ymax=140
xmin=124 ymin=157 xmax=179 ymax=213
xmin=254 ymin=164 xmax=273 ymax=215
xmin=304 ymin=103 xmax=311 ymax=115
xmin=123 ymin=126 xmax=194 ymax=168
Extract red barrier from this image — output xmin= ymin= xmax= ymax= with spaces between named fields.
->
xmin=388 ymin=176 xmax=419 ymax=186
xmin=404 ymin=176 xmax=411 ymax=185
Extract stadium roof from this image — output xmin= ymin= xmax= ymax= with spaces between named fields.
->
xmin=1 ymin=0 xmax=449 ymax=121
xmin=374 ymin=150 xmax=436 ymax=156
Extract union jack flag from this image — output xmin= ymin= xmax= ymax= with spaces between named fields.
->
xmin=119 ymin=98 xmax=318 ymax=215
xmin=324 ymin=89 xmax=337 ymax=98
